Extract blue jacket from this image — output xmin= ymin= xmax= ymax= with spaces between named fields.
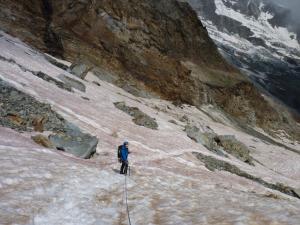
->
xmin=121 ymin=144 xmax=129 ymax=161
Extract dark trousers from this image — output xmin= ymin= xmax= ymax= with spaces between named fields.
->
xmin=120 ymin=160 xmax=128 ymax=174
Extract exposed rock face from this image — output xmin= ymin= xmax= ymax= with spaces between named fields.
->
xmin=58 ymin=74 xmax=86 ymax=92
xmin=193 ymin=152 xmax=300 ymax=199
xmin=0 ymin=79 xmax=66 ymax=132
xmin=0 ymin=79 xmax=98 ymax=158
xmin=185 ymin=125 xmax=228 ymax=157
xmin=33 ymin=71 xmax=73 ymax=92
xmin=0 ymin=0 xmax=299 ymax=139
xmin=185 ymin=125 xmax=253 ymax=164
xmin=210 ymin=82 xmax=300 ymax=140
xmin=215 ymin=135 xmax=253 ymax=165
xmin=114 ymin=102 xmax=158 ymax=130
xmin=185 ymin=125 xmax=216 ymax=148
xmin=294 ymin=189 xmax=300 ymax=198
xmin=44 ymin=55 xmax=69 ymax=71
xmin=69 ymin=62 xmax=92 ymax=80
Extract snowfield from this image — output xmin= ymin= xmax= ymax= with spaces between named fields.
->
xmin=0 ymin=32 xmax=300 ymax=225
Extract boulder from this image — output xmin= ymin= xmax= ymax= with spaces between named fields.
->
xmin=168 ymin=120 xmax=178 ymax=125
xmin=69 ymin=62 xmax=92 ymax=80
xmin=293 ymin=188 xmax=300 ymax=198
xmin=185 ymin=125 xmax=226 ymax=157
xmin=44 ymin=55 xmax=69 ymax=71
xmin=114 ymin=102 xmax=158 ymax=130
xmin=216 ymin=135 xmax=253 ymax=165
xmin=133 ymin=114 xmax=158 ymax=130
xmin=58 ymin=74 xmax=86 ymax=92
xmin=49 ymin=123 xmax=98 ymax=159
xmin=179 ymin=115 xmax=189 ymax=123
xmin=33 ymin=71 xmax=73 ymax=92
xmin=185 ymin=125 xmax=253 ymax=163
xmin=185 ymin=125 xmax=217 ymax=149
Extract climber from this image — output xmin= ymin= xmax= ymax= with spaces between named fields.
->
xmin=119 ymin=141 xmax=130 ymax=175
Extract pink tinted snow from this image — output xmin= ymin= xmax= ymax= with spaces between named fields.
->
xmin=0 ymin=32 xmax=300 ymax=225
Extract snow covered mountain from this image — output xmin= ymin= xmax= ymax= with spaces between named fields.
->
xmin=185 ymin=0 xmax=300 ymax=113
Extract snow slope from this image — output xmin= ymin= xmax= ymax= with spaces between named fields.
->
xmin=1 ymin=32 xmax=300 ymax=225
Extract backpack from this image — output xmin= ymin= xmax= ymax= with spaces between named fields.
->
xmin=117 ymin=145 xmax=122 ymax=162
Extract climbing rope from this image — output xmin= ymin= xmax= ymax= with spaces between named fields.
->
xmin=124 ymin=168 xmax=132 ymax=225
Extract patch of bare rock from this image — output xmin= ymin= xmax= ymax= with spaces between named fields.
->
xmin=185 ymin=125 xmax=253 ymax=165
xmin=114 ymin=102 xmax=158 ymax=130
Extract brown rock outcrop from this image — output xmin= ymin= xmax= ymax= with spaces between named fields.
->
xmin=0 ymin=0 xmax=239 ymax=103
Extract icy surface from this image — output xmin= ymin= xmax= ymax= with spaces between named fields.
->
xmin=0 ymin=32 xmax=300 ymax=224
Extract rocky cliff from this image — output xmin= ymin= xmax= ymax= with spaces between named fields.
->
xmin=0 ymin=0 xmax=238 ymax=101
xmin=0 ymin=0 xmax=299 ymax=139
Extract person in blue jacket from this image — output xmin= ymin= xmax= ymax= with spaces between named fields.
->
xmin=120 ymin=141 xmax=130 ymax=175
